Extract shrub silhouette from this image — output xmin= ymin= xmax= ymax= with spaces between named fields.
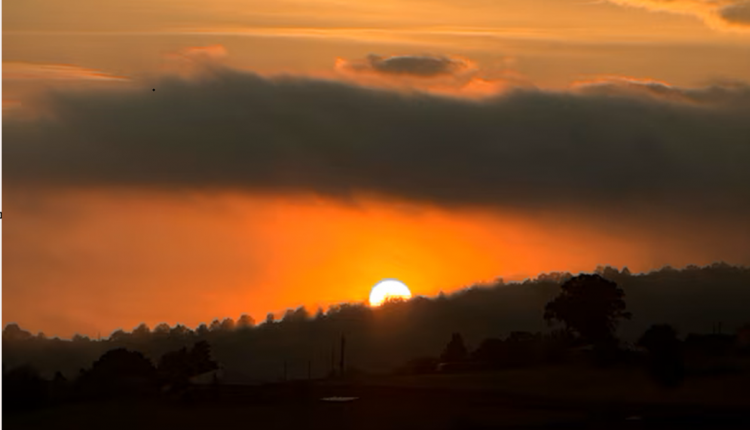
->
xmin=471 ymin=331 xmax=569 ymax=369
xmin=78 ymin=348 xmax=157 ymax=396
xmin=3 ymin=365 xmax=50 ymax=413
xmin=398 ymin=356 xmax=439 ymax=374
xmin=89 ymin=348 xmax=156 ymax=377
xmin=638 ymin=324 xmax=685 ymax=387
xmin=472 ymin=338 xmax=505 ymax=367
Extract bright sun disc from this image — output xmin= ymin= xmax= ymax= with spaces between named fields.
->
xmin=369 ymin=279 xmax=412 ymax=306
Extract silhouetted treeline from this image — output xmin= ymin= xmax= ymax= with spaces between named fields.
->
xmin=4 ymin=263 xmax=750 ymax=384
xmin=3 ymin=341 xmax=223 ymax=415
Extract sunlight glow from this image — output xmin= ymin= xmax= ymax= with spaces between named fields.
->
xmin=369 ymin=279 xmax=412 ymax=306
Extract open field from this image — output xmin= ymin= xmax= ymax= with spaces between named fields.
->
xmin=6 ymin=367 xmax=750 ymax=430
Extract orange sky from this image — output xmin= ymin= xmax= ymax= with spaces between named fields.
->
xmin=4 ymin=189 xmax=745 ymax=338
xmin=3 ymin=0 xmax=750 ymax=338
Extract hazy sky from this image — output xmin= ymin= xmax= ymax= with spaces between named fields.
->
xmin=4 ymin=0 xmax=750 ymax=338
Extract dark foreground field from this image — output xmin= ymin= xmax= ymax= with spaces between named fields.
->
xmin=6 ymin=367 xmax=750 ymax=430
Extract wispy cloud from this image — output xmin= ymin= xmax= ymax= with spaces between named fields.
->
xmin=607 ymin=0 xmax=750 ymax=31
xmin=159 ymin=26 xmax=591 ymax=44
xmin=166 ymin=44 xmax=229 ymax=62
xmin=3 ymin=99 xmax=22 ymax=110
xmin=3 ymin=62 xmax=130 ymax=82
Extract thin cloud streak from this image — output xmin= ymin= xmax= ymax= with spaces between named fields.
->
xmin=608 ymin=0 xmax=750 ymax=31
xmin=3 ymin=62 xmax=130 ymax=82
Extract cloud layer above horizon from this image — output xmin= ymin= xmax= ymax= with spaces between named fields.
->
xmin=6 ymin=64 xmax=750 ymax=226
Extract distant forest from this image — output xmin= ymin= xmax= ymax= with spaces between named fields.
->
xmin=4 ymin=263 xmax=750 ymax=383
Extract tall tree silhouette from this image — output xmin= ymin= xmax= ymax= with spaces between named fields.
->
xmin=283 ymin=306 xmax=310 ymax=323
xmin=189 ymin=341 xmax=219 ymax=375
xmin=220 ymin=318 xmax=236 ymax=331
xmin=3 ymin=323 xmax=32 ymax=341
xmin=544 ymin=274 xmax=631 ymax=346
xmin=237 ymin=314 xmax=255 ymax=329
xmin=153 ymin=323 xmax=171 ymax=336
xmin=441 ymin=333 xmax=468 ymax=362
xmin=158 ymin=341 xmax=219 ymax=389
xmin=78 ymin=348 xmax=158 ymax=396
xmin=169 ymin=324 xmax=191 ymax=339
xmin=109 ymin=329 xmax=129 ymax=342
xmin=87 ymin=348 xmax=156 ymax=379
xmin=72 ymin=333 xmax=90 ymax=342
xmin=195 ymin=323 xmax=209 ymax=337
xmin=158 ymin=347 xmax=191 ymax=386
xmin=132 ymin=323 xmax=150 ymax=338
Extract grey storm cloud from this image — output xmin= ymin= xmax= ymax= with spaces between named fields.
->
xmin=5 ymin=68 xmax=750 ymax=218
xmin=345 ymin=54 xmax=469 ymax=77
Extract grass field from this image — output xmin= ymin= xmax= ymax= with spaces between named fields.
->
xmin=6 ymin=366 xmax=750 ymax=430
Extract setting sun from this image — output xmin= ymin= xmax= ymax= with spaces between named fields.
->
xmin=369 ymin=279 xmax=412 ymax=306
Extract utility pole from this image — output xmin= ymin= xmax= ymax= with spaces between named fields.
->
xmin=283 ymin=361 xmax=287 ymax=382
xmin=330 ymin=345 xmax=335 ymax=377
xmin=339 ymin=334 xmax=346 ymax=376
xmin=308 ymin=359 xmax=312 ymax=381
xmin=712 ymin=322 xmax=724 ymax=335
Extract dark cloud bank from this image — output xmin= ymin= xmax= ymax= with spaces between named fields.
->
xmin=6 ymin=67 xmax=750 ymax=221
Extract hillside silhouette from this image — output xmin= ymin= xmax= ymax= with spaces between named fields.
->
xmin=5 ymin=263 xmax=750 ymax=428
xmin=4 ymin=263 xmax=750 ymax=382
